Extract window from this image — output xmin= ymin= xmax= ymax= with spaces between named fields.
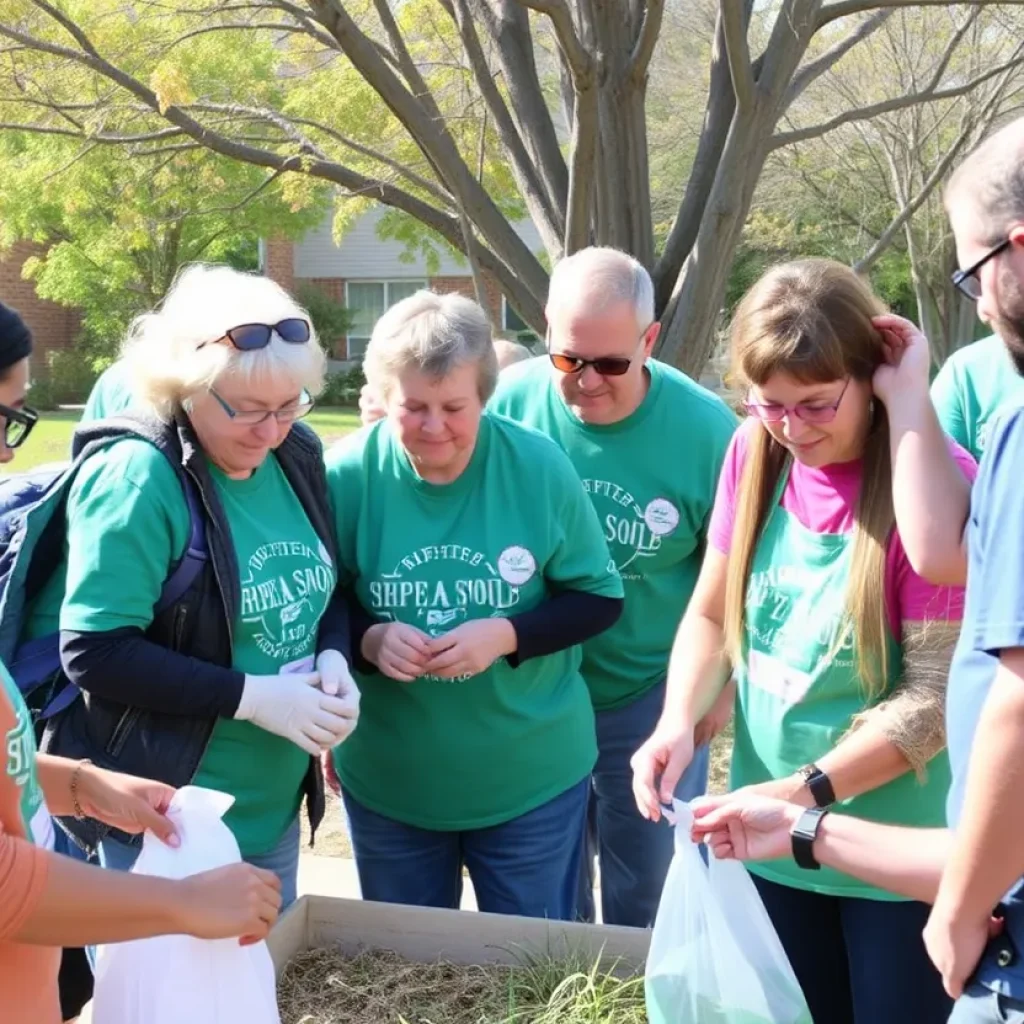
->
xmin=502 ymin=298 xmax=540 ymax=343
xmin=345 ymin=280 xmax=427 ymax=358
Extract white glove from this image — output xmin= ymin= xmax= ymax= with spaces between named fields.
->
xmin=315 ymin=649 xmax=360 ymax=745
xmin=234 ymin=671 xmax=357 ymax=756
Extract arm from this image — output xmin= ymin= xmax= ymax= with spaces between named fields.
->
xmin=3 ymin=835 xmax=279 ymax=947
xmin=932 ymin=649 xmax=1024 ymax=934
xmin=60 ymin=629 xmax=244 ymax=717
xmin=663 ymin=547 xmax=732 ymax=728
xmin=873 ymin=314 xmax=971 ymax=585
xmin=690 ymin=793 xmax=951 ymax=905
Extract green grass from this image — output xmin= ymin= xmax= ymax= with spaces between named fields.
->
xmin=4 ymin=406 xmax=362 ymax=473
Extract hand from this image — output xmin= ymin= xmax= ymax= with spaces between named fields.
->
xmin=630 ymin=721 xmax=695 ymax=823
xmin=421 ymin=619 xmax=517 ymax=679
xmin=693 ymin=678 xmax=736 ymax=747
xmin=690 ymin=792 xmax=803 ymax=862
xmin=234 ymin=672 xmax=360 ymax=755
xmin=321 ymin=750 xmax=342 ymax=797
xmin=315 ymin=649 xmax=360 ymax=744
xmin=871 ymin=313 xmax=933 ymax=408
xmin=366 ymin=622 xmax=433 ymax=681
xmin=76 ymin=765 xmax=179 ymax=847
xmin=175 ymin=863 xmax=282 ymax=946
xmin=359 ymin=383 xmax=386 ymax=426
xmin=924 ymin=899 xmax=992 ymax=999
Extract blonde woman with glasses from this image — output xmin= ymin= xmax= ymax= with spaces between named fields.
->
xmin=26 ymin=265 xmax=359 ymax=908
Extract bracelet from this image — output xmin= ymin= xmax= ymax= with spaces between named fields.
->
xmin=70 ymin=759 xmax=93 ymax=821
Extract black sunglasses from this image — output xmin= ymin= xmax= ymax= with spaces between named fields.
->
xmin=199 ymin=318 xmax=311 ymax=352
xmin=547 ymin=328 xmax=651 ymax=378
xmin=951 ymin=239 xmax=1012 ymax=301
xmin=0 ymin=401 xmax=39 ymax=449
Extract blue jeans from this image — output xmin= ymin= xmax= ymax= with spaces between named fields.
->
xmin=342 ymin=777 xmax=590 ymax=920
xmin=753 ymin=875 xmax=952 ymax=1024
xmin=577 ymin=679 xmax=710 ymax=928
xmin=950 ymin=984 xmax=1024 ymax=1023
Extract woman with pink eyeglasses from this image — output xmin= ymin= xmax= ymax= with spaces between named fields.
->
xmin=631 ymin=259 xmax=975 ymax=1024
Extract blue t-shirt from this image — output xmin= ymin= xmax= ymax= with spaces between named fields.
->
xmin=947 ymin=398 xmax=1024 ymax=998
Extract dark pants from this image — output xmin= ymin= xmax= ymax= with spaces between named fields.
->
xmin=54 ymin=828 xmax=94 ymax=1019
xmin=753 ymin=874 xmax=953 ymax=1024
xmin=342 ymin=777 xmax=590 ymax=920
xmin=950 ymin=984 xmax=1024 ymax=1023
xmin=578 ymin=679 xmax=710 ymax=928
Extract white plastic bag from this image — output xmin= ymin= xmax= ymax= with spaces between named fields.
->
xmin=645 ymin=800 xmax=812 ymax=1024
xmin=92 ymin=786 xmax=281 ymax=1024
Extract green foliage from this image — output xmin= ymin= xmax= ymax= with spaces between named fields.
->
xmin=295 ymin=284 xmax=354 ymax=349
xmin=318 ymin=365 xmax=366 ymax=407
xmin=28 ymin=348 xmax=100 ymax=410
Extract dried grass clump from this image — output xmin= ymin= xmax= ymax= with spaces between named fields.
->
xmin=278 ymin=947 xmax=648 ymax=1024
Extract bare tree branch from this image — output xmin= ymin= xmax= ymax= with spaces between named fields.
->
xmin=631 ymin=0 xmax=665 ymax=80
xmin=445 ymin=0 xmax=565 ymax=253
xmin=306 ymin=0 xmax=548 ymax=302
xmin=771 ymin=53 xmax=1024 ymax=150
xmin=721 ymin=0 xmax=755 ymax=111
xmin=819 ymin=0 xmax=1024 ymax=30
xmin=785 ymin=10 xmax=893 ymax=110
xmin=514 ymin=0 xmax=590 ymax=74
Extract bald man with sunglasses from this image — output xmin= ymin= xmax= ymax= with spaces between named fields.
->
xmin=487 ymin=247 xmax=738 ymax=928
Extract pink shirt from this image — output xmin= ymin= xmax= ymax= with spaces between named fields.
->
xmin=708 ymin=421 xmax=977 ymax=635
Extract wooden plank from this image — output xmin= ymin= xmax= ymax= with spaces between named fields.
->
xmin=267 ymin=894 xmax=312 ymax=972
xmin=270 ymin=895 xmax=650 ymax=978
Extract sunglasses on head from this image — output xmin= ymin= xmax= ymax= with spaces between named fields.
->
xmin=200 ymin=318 xmax=311 ymax=352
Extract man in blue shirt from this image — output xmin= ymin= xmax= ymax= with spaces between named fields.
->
xmin=683 ymin=115 xmax=1024 ymax=1024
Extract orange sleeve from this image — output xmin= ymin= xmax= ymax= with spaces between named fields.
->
xmin=0 ymin=822 xmax=49 ymax=941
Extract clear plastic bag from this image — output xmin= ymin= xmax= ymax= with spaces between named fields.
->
xmin=645 ymin=800 xmax=812 ymax=1024
xmin=92 ymin=786 xmax=281 ymax=1024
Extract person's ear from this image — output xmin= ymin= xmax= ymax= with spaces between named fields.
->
xmin=644 ymin=321 xmax=661 ymax=356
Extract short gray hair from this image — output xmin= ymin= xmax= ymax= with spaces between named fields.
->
xmin=364 ymin=290 xmax=498 ymax=402
xmin=946 ymin=116 xmax=1024 ymax=243
xmin=122 ymin=263 xmax=327 ymax=420
xmin=546 ymin=246 xmax=655 ymax=331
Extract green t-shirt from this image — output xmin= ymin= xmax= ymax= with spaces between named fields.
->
xmin=931 ymin=334 xmax=1024 ymax=461
xmin=326 ymin=413 xmax=623 ymax=830
xmin=80 ymin=360 xmax=135 ymax=423
xmin=490 ymin=357 xmax=737 ymax=710
xmin=733 ymin=466 xmax=949 ymax=900
xmin=1 ymin=660 xmax=53 ymax=850
xmin=25 ymin=439 xmax=335 ymax=856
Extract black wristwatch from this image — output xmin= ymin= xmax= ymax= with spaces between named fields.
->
xmin=798 ymin=763 xmax=836 ymax=808
xmin=791 ymin=806 xmax=830 ymax=870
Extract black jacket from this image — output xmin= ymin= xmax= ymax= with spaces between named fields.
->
xmin=43 ymin=410 xmax=340 ymax=850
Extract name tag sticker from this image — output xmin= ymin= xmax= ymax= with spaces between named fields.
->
xmin=747 ymin=648 xmax=814 ymax=705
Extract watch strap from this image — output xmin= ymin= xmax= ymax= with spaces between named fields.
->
xmin=799 ymin=764 xmax=836 ymax=808
xmin=791 ymin=806 xmax=829 ymax=870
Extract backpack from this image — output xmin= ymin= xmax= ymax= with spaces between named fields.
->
xmin=0 ymin=444 xmax=208 ymax=726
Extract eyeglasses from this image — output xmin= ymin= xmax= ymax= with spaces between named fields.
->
xmin=210 ymin=388 xmax=315 ymax=426
xmin=0 ymin=401 xmax=39 ymax=449
xmin=951 ymin=239 xmax=1012 ymax=301
xmin=199 ymin=318 xmax=311 ymax=352
xmin=743 ymin=378 xmax=851 ymax=425
xmin=547 ymin=329 xmax=651 ymax=378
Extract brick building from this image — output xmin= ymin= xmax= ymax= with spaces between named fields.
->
xmin=262 ymin=207 xmax=542 ymax=361
xmin=0 ymin=240 xmax=80 ymax=377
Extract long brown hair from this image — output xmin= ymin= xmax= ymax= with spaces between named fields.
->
xmin=724 ymin=259 xmax=894 ymax=698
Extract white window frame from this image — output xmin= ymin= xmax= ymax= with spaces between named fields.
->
xmin=345 ymin=279 xmax=428 ymax=358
